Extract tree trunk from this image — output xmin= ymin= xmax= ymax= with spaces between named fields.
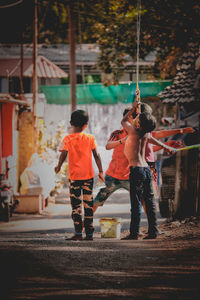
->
xmin=32 ymin=0 xmax=38 ymax=152
xmin=68 ymin=2 xmax=76 ymax=113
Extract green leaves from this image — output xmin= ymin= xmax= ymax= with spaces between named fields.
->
xmin=1 ymin=0 xmax=199 ymax=83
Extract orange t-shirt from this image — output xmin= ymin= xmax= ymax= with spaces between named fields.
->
xmin=106 ymin=129 xmax=130 ymax=180
xmin=60 ymin=132 xmax=97 ymax=180
xmin=106 ymin=129 xmax=156 ymax=180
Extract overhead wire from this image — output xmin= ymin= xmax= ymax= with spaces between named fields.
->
xmin=5 ymin=43 xmax=33 ymax=77
xmin=0 ymin=0 xmax=23 ymax=9
xmin=136 ymin=0 xmax=141 ymax=92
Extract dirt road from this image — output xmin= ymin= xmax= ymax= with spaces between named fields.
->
xmin=0 ymin=190 xmax=200 ymax=300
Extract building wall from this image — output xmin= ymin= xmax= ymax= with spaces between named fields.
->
xmin=0 ymin=77 xmax=63 ymax=93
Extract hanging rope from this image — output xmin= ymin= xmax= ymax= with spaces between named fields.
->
xmin=78 ymin=0 xmax=85 ymax=85
xmin=135 ymin=0 xmax=142 ymax=127
xmin=136 ymin=0 xmax=141 ymax=93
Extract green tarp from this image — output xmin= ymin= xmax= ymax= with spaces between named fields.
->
xmin=40 ymin=81 xmax=172 ymax=105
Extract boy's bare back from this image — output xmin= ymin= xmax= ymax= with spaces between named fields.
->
xmin=121 ymin=101 xmax=156 ymax=167
xmin=124 ymin=129 xmax=149 ymax=167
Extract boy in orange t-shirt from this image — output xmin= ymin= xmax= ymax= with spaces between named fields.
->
xmin=55 ymin=109 xmax=104 ymax=241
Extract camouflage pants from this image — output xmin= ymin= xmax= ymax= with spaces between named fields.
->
xmin=93 ymin=175 xmax=130 ymax=207
xmin=69 ymin=178 xmax=94 ymax=235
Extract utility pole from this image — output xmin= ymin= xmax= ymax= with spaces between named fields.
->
xmin=20 ymin=41 xmax=24 ymax=96
xmin=68 ymin=2 xmax=76 ymax=112
xmin=32 ymin=0 xmax=38 ymax=151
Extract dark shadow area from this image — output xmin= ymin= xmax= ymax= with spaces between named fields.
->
xmin=0 ymin=239 xmax=200 ymax=300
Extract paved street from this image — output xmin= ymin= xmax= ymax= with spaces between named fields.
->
xmin=0 ymin=188 xmax=163 ymax=235
xmin=0 ymin=189 xmax=200 ymax=300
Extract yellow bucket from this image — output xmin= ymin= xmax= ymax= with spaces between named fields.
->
xmin=99 ymin=217 xmax=121 ymax=239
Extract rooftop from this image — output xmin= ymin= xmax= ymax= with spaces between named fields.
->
xmin=0 ymin=43 xmax=156 ymax=66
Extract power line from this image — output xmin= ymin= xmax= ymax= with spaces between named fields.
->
xmin=0 ymin=0 xmax=23 ymax=9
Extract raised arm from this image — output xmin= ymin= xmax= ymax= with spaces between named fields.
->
xmin=55 ymin=150 xmax=68 ymax=173
xmin=152 ymin=127 xmax=194 ymax=139
xmin=106 ymin=135 xmax=127 ymax=150
xmin=153 ymin=140 xmax=184 ymax=152
xmin=92 ymin=148 xmax=105 ymax=182
xmin=148 ymin=136 xmax=175 ymax=155
xmin=121 ymin=102 xmax=138 ymax=133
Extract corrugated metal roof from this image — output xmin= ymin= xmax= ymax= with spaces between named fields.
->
xmin=0 ymin=93 xmax=30 ymax=106
xmin=0 ymin=56 xmax=68 ymax=78
xmin=158 ymin=42 xmax=200 ymax=104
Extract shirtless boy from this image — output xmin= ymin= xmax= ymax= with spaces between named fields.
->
xmin=121 ymin=102 xmax=175 ymax=240
xmin=93 ymin=104 xmax=189 ymax=213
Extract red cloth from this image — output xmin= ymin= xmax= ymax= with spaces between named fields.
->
xmin=2 ymin=103 xmax=14 ymax=157
xmin=0 ymin=104 xmax=2 ymax=172
xmin=145 ymin=142 xmax=155 ymax=162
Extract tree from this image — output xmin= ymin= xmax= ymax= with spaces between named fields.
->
xmin=141 ymin=0 xmax=200 ymax=79
xmin=91 ymin=0 xmax=200 ymax=82
xmin=1 ymin=0 xmax=199 ymax=83
xmin=0 ymin=0 xmax=34 ymax=43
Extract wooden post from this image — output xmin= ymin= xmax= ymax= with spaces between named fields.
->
xmin=32 ymin=0 xmax=38 ymax=151
xmin=68 ymin=2 xmax=76 ymax=113
xmin=20 ymin=42 xmax=24 ymax=96
xmin=196 ymin=149 xmax=200 ymax=215
xmin=174 ymin=151 xmax=182 ymax=217
xmin=163 ymin=104 xmax=167 ymax=118
xmin=174 ymin=102 xmax=181 ymax=217
xmin=175 ymin=102 xmax=180 ymax=126
xmin=195 ymin=115 xmax=200 ymax=215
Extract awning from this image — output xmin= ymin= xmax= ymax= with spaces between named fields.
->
xmin=40 ymin=81 xmax=172 ymax=105
xmin=0 ymin=56 xmax=68 ymax=78
xmin=0 ymin=93 xmax=30 ymax=106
